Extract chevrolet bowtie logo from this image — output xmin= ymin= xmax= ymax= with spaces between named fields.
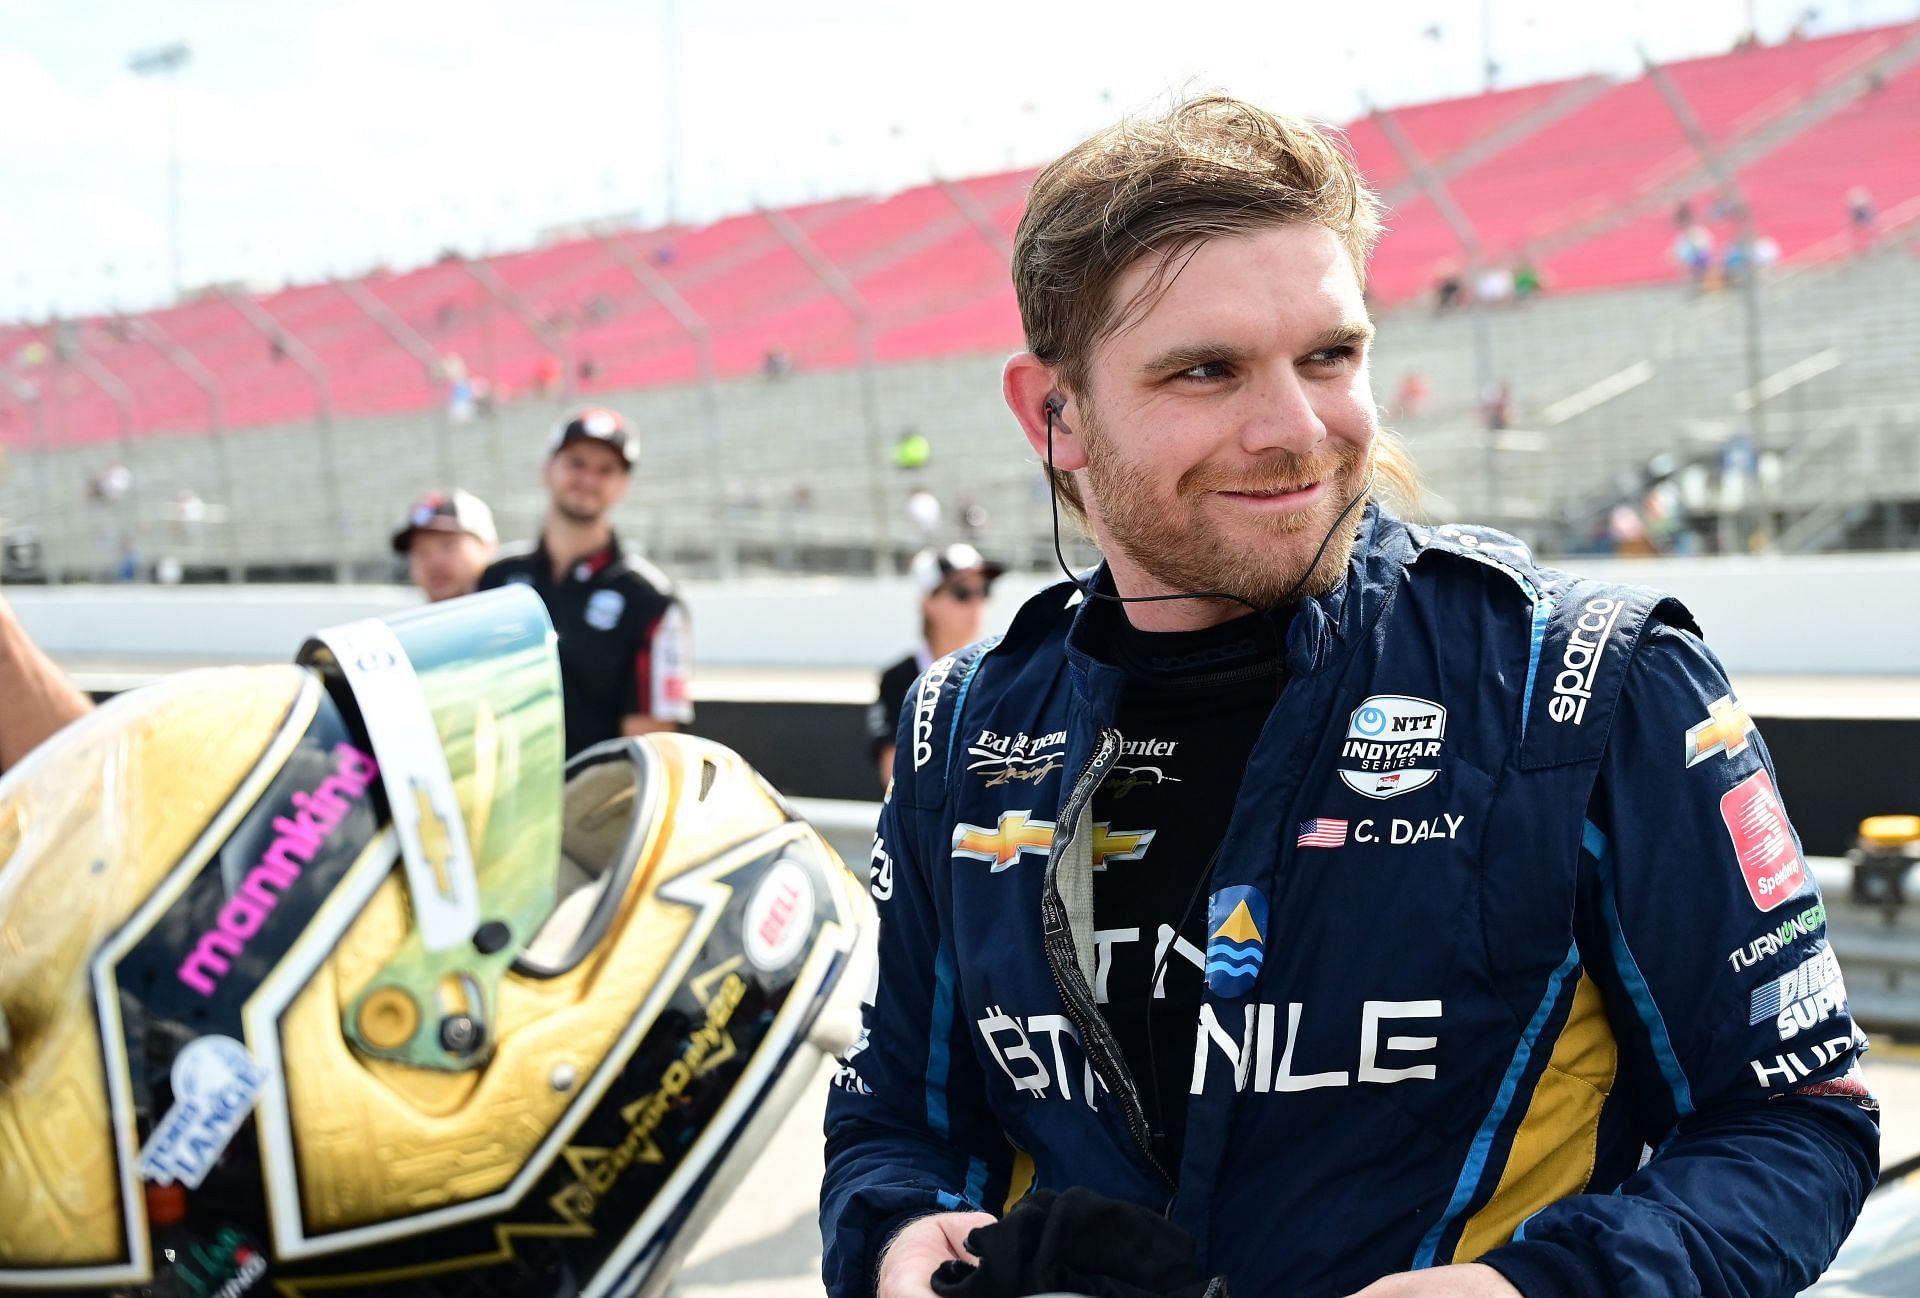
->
xmin=412 ymin=779 xmax=456 ymax=898
xmin=951 ymin=812 xmax=1154 ymax=873
xmin=1685 ymin=694 xmax=1757 ymax=767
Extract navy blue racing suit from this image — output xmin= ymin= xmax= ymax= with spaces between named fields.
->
xmin=820 ymin=505 xmax=1878 ymax=1298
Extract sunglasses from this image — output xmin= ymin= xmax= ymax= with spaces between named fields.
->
xmin=939 ymin=582 xmax=989 ymax=602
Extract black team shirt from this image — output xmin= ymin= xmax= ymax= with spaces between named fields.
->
xmin=1091 ymin=604 xmax=1288 ymax=1177
xmin=478 ymin=532 xmax=693 ymax=756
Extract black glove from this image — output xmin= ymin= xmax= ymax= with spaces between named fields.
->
xmin=929 ymin=1187 xmax=1229 ymax=1298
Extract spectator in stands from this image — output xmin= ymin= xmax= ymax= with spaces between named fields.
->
xmin=479 ymin=407 xmax=693 ymax=756
xmin=1474 ymin=263 xmax=1514 ymax=306
xmin=1481 ymin=378 xmax=1512 ymax=432
xmin=1848 ymin=186 xmax=1874 ymax=248
xmin=392 ymin=488 xmax=498 ymax=603
xmin=905 ymin=487 xmax=941 ymax=542
xmin=892 ymin=427 xmax=932 ymax=469
xmin=1673 ymin=223 xmax=1715 ymax=288
xmin=1432 ymin=261 xmax=1463 ymax=311
xmin=1394 ymin=369 xmax=1431 ymax=419
xmin=0 ymin=585 xmax=91 ymax=774
xmin=867 ymin=543 xmax=1003 ymax=787
xmin=534 ymin=353 xmax=563 ymax=396
xmin=763 ymin=348 xmax=793 ymax=378
xmin=1512 ymin=256 xmax=1542 ymax=301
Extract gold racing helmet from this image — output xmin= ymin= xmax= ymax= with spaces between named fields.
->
xmin=0 ymin=585 xmax=872 ymax=1297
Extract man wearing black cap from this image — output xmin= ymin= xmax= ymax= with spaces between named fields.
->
xmin=479 ymin=407 xmax=693 ymax=755
xmin=392 ymin=488 xmax=498 ymax=603
xmin=867 ymin=543 xmax=1004 ymax=787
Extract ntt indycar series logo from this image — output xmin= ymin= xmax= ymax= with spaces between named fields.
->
xmin=1337 ymin=695 xmax=1445 ymax=799
xmin=1548 ymin=597 xmax=1625 ymax=725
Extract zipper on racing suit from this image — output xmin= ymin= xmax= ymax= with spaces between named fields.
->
xmin=1039 ymin=726 xmax=1176 ymax=1193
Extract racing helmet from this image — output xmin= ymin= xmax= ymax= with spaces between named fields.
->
xmin=0 ymin=585 xmax=871 ymax=1297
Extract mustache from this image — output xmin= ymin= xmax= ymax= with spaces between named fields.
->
xmin=1178 ymin=446 xmax=1362 ymax=496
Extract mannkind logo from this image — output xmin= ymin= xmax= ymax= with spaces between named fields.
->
xmin=177 ymin=743 xmax=380 ymax=996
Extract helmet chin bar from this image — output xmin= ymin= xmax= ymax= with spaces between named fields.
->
xmin=301 ymin=588 xmax=565 ymax=1073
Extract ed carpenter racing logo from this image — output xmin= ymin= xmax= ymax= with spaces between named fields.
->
xmin=1548 ymin=596 xmax=1624 ymax=725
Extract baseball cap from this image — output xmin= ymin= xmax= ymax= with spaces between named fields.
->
xmin=910 ymin=543 xmax=1005 ymax=596
xmin=548 ymin=406 xmax=639 ymax=469
xmin=391 ymin=489 xmax=498 ymax=553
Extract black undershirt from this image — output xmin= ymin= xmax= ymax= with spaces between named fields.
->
xmin=1091 ymin=606 xmax=1287 ymax=1177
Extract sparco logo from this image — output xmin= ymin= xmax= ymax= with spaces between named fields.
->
xmin=1548 ymin=597 xmax=1623 ymax=725
xmin=911 ymin=654 xmax=957 ymax=770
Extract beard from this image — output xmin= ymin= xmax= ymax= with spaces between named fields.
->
xmin=551 ymin=495 xmax=606 ymax=525
xmin=1081 ymin=413 xmax=1371 ymax=609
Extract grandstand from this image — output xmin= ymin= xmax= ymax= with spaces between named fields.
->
xmin=3 ymin=19 xmax=1918 ymax=580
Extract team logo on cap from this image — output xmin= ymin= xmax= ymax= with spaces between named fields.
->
xmin=1205 ymin=885 xmax=1268 ymax=997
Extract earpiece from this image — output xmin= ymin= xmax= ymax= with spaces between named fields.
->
xmin=1044 ymin=391 xmax=1066 ymax=418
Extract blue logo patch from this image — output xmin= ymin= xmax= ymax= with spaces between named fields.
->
xmin=1205 ymin=885 xmax=1268 ymax=998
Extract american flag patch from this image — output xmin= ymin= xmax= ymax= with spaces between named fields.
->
xmin=1297 ymin=818 xmax=1349 ymax=848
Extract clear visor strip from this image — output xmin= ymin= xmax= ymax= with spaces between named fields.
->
xmin=304 ymin=617 xmax=480 ymax=952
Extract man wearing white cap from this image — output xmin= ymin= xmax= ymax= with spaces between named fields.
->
xmin=392 ymin=488 xmax=498 ymax=604
xmin=868 ymin=543 xmax=1005 ymax=787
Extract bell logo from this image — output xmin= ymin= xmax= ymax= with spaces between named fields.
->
xmin=1686 ymin=694 xmax=1757 ymax=767
xmin=744 ymin=860 xmax=815 ymax=972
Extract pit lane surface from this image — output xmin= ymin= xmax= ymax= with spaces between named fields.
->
xmin=675 ymin=1048 xmax=1920 ymax=1297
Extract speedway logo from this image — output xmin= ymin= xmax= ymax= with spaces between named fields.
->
xmin=1721 ymin=768 xmax=1806 ymax=912
xmin=1751 ymin=947 xmax=1848 ymax=1041
xmin=1548 ymin=597 xmax=1624 ymax=725
xmin=1337 ymin=695 xmax=1446 ymax=799
xmin=967 ymin=727 xmax=1066 ymax=788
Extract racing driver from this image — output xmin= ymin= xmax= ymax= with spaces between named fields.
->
xmin=820 ymin=95 xmax=1878 ymax=1298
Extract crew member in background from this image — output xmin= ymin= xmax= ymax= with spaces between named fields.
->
xmin=0 ymin=587 xmax=91 ymax=772
xmin=868 ymin=544 xmax=1004 ymax=788
xmin=392 ymin=488 xmax=498 ymax=603
xmin=480 ymin=407 xmax=692 ymax=756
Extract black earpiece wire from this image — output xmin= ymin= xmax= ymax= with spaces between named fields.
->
xmin=1043 ymin=392 xmax=1378 ymax=1152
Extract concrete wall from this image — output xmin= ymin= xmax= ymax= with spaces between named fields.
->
xmin=9 ymin=548 xmax=1919 ymax=675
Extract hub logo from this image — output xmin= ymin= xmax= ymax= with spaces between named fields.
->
xmin=1206 ymin=885 xmax=1267 ymax=997
xmin=1338 ymin=695 xmax=1445 ymax=799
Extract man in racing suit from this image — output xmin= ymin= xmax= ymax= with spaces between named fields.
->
xmin=820 ymin=96 xmax=1878 ymax=1298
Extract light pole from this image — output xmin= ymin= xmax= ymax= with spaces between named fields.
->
xmin=128 ymin=42 xmax=191 ymax=300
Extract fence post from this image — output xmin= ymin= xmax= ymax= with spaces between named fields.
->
xmin=595 ymin=232 xmax=735 ymax=577
xmin=135 ymin=316 xmax=241 ymax=580
xmin=760 ymin=206 xmax=892 ymax=575
xmin=338 ymin=277 xmax=456 ymax=484
xmin=1370 ymin=101 xmax=1504 ymax=523
xmin=458 ymin=256 xmax=574 ymax=403
xmin=219 ymin=289 xmax=348 ymax=581
xmin=61 ymin=339 xmax=145 ymax=577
